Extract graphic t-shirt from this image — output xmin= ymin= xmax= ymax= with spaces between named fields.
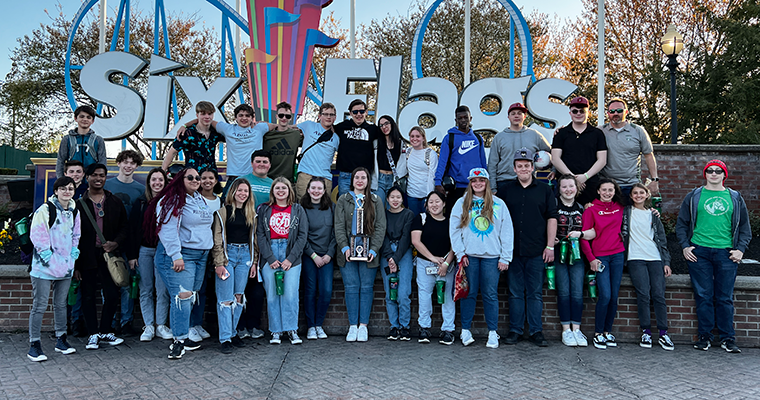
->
xmin=269 ymin=204 xmax=292 ymax=240
xmin=411 ymin=213 xmax=451 ymax=261
xmin=557 ymin=201 xmax=584 ymax=239
xmin=263 ymin=128 xmax=302 ymax=182
xmin=334 ymin=120 xmax=379 ymax=173
xmin=692 ymin=188 xmax=733 ymax=249
xmin=239 ymin=174 xmax=273 ymax=207
xmin=215 ymin=121 xmax=269 ymax=176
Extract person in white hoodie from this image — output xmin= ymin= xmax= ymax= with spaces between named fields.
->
xmin=450 ymin=168 xmax=513 ymax=349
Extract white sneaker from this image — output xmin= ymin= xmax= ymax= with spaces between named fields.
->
xmin=346 ymin=325 xmax=358 ymax=342
xmin=486 ymin=331 xmax=500 ymax=349
xmin=270 ymin=332 xmax=281 ymax=344
xmin=156 ymin=325 xmax=173 ymax=340
xmin=357 ymin=325 xmax=368 ymax=342
xmin=194 ymin=325 xmax=211 ymax=339
xmin=188 ymin=327 xmax=203 ymax=342
xmin=86 ymin=334 xmax=99 ymax=350
xmin=316 ymin=326 xmax=328 ymax=339
xmin=306 ymin=327 xmax=318 ymax=340
xmin=460 ymin=329 xmax=475 ymax=346
xmin=562 ymin=329 xmax=578 ymax=347
xmin=289 ymin=330 xmax=303 ymax=345
xmin=140 ymin=325 xmax=155 ymax=342
xmin=574 ymin=330 xmax=588 ymax=347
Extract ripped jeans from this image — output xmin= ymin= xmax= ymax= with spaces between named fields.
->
xmin=216 ymin=244 xmax=251 ymax=343
xmin=155 ymin=241 xmax=209 ymax=341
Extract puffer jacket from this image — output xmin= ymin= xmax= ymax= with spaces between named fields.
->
xmin=30 ymin=196 xmax=81 ymax=279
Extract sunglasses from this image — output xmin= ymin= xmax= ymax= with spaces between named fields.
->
xmin=705 ymin=168 xmax=724 ymax=175
xmin=351 ymin=109 xmax=366 ymax=115
xmin=185 ymin=175 xmax=201 ymax=181
xmin=320 ymin=112 xmax=336 ymax=117
xmin=278 ymin=113 xmax=292 ymax=119
xmin=608 ymin=108 xmax=625 ymax=114
xmin=570 ymin=109 xmax=586 ymax=114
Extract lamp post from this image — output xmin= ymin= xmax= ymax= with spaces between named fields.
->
xmin=661 ymin=24 xmax=684 ymax=144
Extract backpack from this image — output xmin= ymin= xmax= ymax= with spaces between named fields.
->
xmin=67 ymin=133 xmax=100 ymax=167
xmin=18 ymin=201 xmax=80 ymax=264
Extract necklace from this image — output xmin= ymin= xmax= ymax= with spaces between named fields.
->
xmin=90 ymin=193 xmax=105 ymax=217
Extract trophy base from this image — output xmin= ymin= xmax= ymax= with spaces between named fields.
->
xmin=348 ymin=256 xmax=370 ymax=262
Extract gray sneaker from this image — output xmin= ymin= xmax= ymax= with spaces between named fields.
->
xmin=250 ymin=328 xmax=266 ymax=339
xmin=237 ymin=329 xmax=251 ymax=339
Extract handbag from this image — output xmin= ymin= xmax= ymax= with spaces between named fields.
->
xmin=78 ymin=198 xmax=129 ymax=287
xmin=452 ymin=258 xmax=469 ymax=301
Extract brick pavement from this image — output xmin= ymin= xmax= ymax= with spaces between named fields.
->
xmin=2 ymin=332 xmax=760 ymax=399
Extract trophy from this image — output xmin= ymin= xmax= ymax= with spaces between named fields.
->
xmin=349 ymin=194 xmax=370 ymax=262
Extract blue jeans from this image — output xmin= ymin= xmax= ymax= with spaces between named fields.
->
xmin=594 ymin=252 xmax=624 ymax=333
xmin=155 ymin=242 xmax=209 ymax=340
xmin=380 ymin=246 xmax=414 ymax=329
xmin=137 ymin=246 xmax=170 ymax=327
xmin=338 ymin=171 xmax=352 ymax=199
xmin=216 ymin=244 xmax=251 ymax=343
xmin=508 ymin=255 xmax=545 ymax=335
xmin=459 ymin=257 xmax=500 ymax=331
xmin=189 ymin=264 xmax=209 ymax=328
xmin=407 ymin=197 xmax=426 ymax=217
xmin=555 ymin=259 xmax=585 ymax=326
xmin=302 ymin=255 xmax=334 ymax=328
xmin=416 ymin=258 xmax=456 ymax=331
xmin=261 ymin=239 xmax=301 ymax=333
xmin=376 ymin=172 xmax=395 ymax=209
xmin=688 ymin=245 xmax=738 ymax=341
xmin=341 ymin=261 xmax=378 ymax=326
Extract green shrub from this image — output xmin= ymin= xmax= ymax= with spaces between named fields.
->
xmin=661 ymin=212 xmax=678 ymax=235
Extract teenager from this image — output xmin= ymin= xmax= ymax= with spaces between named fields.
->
xmin=263 ymin=102 xmax=303 ymax=182
xmin=395 ymin=126 xmax=438 ymax=216
xmin=56 ymin=105 xmax=107 ymax=178
xmin=162 ymin=101 xmax=225 ymax=172
xmin=334 ymin=100 xmax=381 ymax=198
xmin=296 ymin=103 xmax=340 ymax=200
xmin=376 ymin=115 xmax=403 ymax=209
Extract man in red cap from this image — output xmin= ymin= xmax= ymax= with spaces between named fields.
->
xmin=676 ymin=159 xmax=752 ymax=353
xmin=487 ymin=102 xmax=551 ymax=200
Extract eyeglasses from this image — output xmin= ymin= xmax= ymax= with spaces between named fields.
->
xmin=58 ymin=187 xmax=75 ymax=192
xmin=351 ymin=109 xmax=366 ymax=115
xmin=320 ymin=112 xmax=336 ymax=117
xmin=570 ymin=109 xmax=586 ymax=115
xmin=185 ymin=175 xmax=201 ymax=181
xmin=379 ymin=122 xmax=391 ymax=128
xmin=608 ymin=108 xmax=625 ymax=114
xmin=278 ymin=113 xmax=292 ymax=119
xmin=705 ymin=168 xmax=724 ymax=175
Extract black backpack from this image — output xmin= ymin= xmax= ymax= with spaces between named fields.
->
xmin=19 ymin=201 xmax=79 ymax=256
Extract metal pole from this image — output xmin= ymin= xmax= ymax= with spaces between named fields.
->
xmin=235 ymin=0 xmax=241 ymax=105
xmin=597 ymin=0 xmax=605 ymax=125
xmin=464 ymin=0 xmax=471 ymax=86
xmin=99 ymin=0 xmax=107 ymax=54
xmin=349 ymin=0 xmax=356 ymax=93
xmin=668 ymin=54 xmax=679 ymax=144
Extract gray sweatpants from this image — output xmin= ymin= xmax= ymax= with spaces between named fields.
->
xmin=29 ymin=276 xmax=71 ymax=342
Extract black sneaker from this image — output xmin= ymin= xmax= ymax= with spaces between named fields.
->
xmin=399 ymin=327 xmax=411 ymax=341
xmin=27 ymin=340 xmax=48 ymax=362
xmin=439 ymin=331 xmax=455 ymax=345
xmin=55 ymin=334 xmax=77 ymax=355
xmin=504 ymin=331 xmax=521 ymax=345
xmin=640 ymin=332 xmax=653 ymax=349
xmin=387 ymin=327 xmax=399 ymax=340
xmin=220 ymin=341 xmax=234 ymax=354
xmin=529 ymin=331 xmax=548 ymax=347
xmin=120 ymin=323 xmax=138 ymax=337
xmin=418 ymin=328 xmax=431 ymax=343
xmin=693 ymin=335 xmax=711 ymax=351
xmin=168 ymin=341 xmax=185 ymax=359
xmin=721 ymin=339 xmax=741 ymax=353
xmin=593 ymin=333 xmax=607 ymax=350
xmin=231 ymin=336 xmax=246 ymax=348
xmin=71 ymin=320 xmax=86 ymax=338
xmin=183 ymin=339 xmax=202 ymax=351
xmin=98 ymin=333 xmax=124 ymax=346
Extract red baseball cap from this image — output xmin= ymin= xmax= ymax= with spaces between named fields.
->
xmin=569 ymin=96 xmax=589 ymax=108
xmin=508 ymin=102 xmax=528 ymax=113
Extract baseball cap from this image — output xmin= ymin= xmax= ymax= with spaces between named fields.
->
xmin=513 ymin=147 xmax=535 ymax=163
xmin=467 ymin=168 xmax=489 ymax=180
xmin=508 ymin=102 xmax=528 ymax=113
xmin=569 ymin=96 xmax=589 ymax=108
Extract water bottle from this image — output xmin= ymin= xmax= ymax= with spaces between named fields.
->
xmin=435 ymin=280 xmax=445 ymax=304
xmin=586 ymin=272 xmax=597 ymax=299
xmin=559 ymin=240 xmax=569 ymax=264
xmin=129 ymin=273 xmax=140 ymax=299
xmin=652 ymin=195 xmax=663 ymax=214
xmin=67 ymin=280 xmax=80 ymax=306
xmin=545 ymin=263 xmax=555 ymax=290
xmin=389 ymin=275 xmax=399 ymax=301
xmin=275 ymin=270 xmax=285 ymax=295
xmin=569 ymin=237 xmax=581 ymax=263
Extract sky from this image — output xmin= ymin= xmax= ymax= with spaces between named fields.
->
xmin=0 ymin=0 xmax=583 ymax=79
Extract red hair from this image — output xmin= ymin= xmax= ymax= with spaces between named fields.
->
xmin=142 ymin=168 xmax=195 ymax=244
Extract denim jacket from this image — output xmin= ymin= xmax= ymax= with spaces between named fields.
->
xmin=621 ymin=205 xmax=671 ymax=266
xmin=675 ymin=187 xmax=752 ymax=253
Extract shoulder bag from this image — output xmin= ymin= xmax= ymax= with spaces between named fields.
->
xmin=78 ymin=198 xmax=129 ymax=287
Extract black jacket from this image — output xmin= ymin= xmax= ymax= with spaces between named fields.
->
xmin=621 ymin=205 xmax=671 ymax=266
xmin=75 ymin=190 xmax=128 ymax=271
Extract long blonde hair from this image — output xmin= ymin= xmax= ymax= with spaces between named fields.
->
xmin=458 ymin=179 xmax=495 ymax=229
xmin=268 ymin=177 xmax=296 ymax=206
xmin=225 ymin=178 xmax=256 ymax=227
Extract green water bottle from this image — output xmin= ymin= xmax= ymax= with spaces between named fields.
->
xmin=435 ymin=280 xmax=445 ymax=304
xmin=586 ymin=272 xmax=597 ymax=299
xmin=67 ymin=280 xmax=80 ymax=306
xmin=559 ymin=240 xmax=569 ymax=264
xmin=652 ymin=195 xmax=663 ymax=214
xmin=389 ymin=275 xmax=399 ymax=301
xmin=569 ymin=237 xmax=581 ymax=263
xmin=275 ymin=270 xmax=285 ymax=295
xmin=129 ymin=273 xmax=140 ymax=299
xmin=545 ymin=263 xmax=555 ymax=290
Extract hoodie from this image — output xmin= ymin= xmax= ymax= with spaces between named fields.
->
xmin=580 ymin=199 xmax=625 ymax=261
xmin=30 ymin=196 xmax=81 ymax=280
xmin=434 ymin=127 xmax=487 ymax=188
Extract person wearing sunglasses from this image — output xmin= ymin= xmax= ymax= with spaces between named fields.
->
xmin=599 ymin=98 xmax=660 ymax=201
xmin=551 ymin=96 xmax=608 ymax=205
xmin=263 ymin=101 xmax=303 ymax=183
xmin=333 ymin=99 xmax=381 ymax=198
xmin=676 ymin=159 xmax=752 ymax=353
xmin=295 ymin=102 xmax=340 ymax=200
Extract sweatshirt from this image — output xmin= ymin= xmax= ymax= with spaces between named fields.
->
xmin=434 ymin=127 xmax=487 ymax=188
xmin=381 ymin=208 xmax=415 ymax=263
xmin=487 ymin=126 xmax=551 ymax=187
xmin=29 ymin=196 xmax=81 ymax=280
xmin=580 ymin=199 xmax=625 ymax=261
xmin=449 ymin=195 xmax=513 ymax=264
xmin=303 ymin=204 xmax=337 ymax=258
xmin=157 ymin=192 xmax=214 ymax=261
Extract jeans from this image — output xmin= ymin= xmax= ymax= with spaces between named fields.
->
xmin=416 ymin=258 xmax=456 ymax=331
xmin=628 ymin=260 xmax=668 ymax=331
xmin=189 ymin=264 xmax=209 ymax=328
xmin=407 ymin=197 xmax=426 ymax=217
xmin=137 ymin=246 xmax=170 ymax=327
xmin=594 ymin=252 xmax=624 ymax=333
xmin=302 ymin=255 xmax=334 ymax=328
xmin=379 ymin=246 xmax=414 ymax=329
xmin=155 ymin=242 xmax=209 ymax=340
xmin=216 ymin=244 xmax=250 ymax=343
xmin=68 ymin=291 xmax=82 ymax=323
xmin=555 ymin=259 xmax=585 ymax=326
xmin=508 ymin=255 xmax=545 ymax=335
xmin=338 ymin=171 xmax=352 ymax=199
xmin=237 ymin=278 xmax=265 ymax=332
xmin=341 ymin=261 xmax=378 ymax=326
xmin=459 ymin=257 xmax=500 ymax=331
xmin=688 ymin=245 xmax=738 ymax=341
xmin=29 ymin=277 xmax=70 ymax=342
xmin=81 ymin=252 xmax=120 ymax=335
xmin=118 ymin=286 xmax=134 ymax=327
xmin=376 ymin=172 xmax=395 ymax=209
xmin=261 ymin=239 xmax=301 ymax=333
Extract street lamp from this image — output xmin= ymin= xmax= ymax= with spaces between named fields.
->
xmin=661 ymin=24 xmax=684 ymax=144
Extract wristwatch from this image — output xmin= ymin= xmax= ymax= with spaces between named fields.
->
xmin=652 ymin=177 xmax=660 ymax=182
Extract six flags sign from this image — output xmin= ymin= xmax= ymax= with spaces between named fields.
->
xmin=76 ymin=1 xmax=579 ymax=144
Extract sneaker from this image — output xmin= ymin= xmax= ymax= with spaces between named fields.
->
xmin=604 ymin=333 xmax=617 ymax=347
xmin=289 ymin=330 xmax=303 ymax=345
xmin=562 ymin=329 xmax=577 ymax=347
xmin=86 ymin=334 xmax=99 ymax=350
xmin=721 ymin=339 xmax=741 ymax=353
xmin=237 ymin=329 xmax=251 ymax=339
xmin=156 ymin=325 xmax=173 ymax=340
xmin=194 ymin=325 xmax=211 ymax=339
xmin=693 ymin=335 xmax=711 ymax=351
xmin=220 ymin=341 xmax=234 ymax=354
xmin=140 ymin=325 xmax=155 ymax=342
xmin=504 ymin=331 xmax=521 ymax=345
xmin=593 ymin=333 xmax=607 ymax=349
xmin=99 ymin=333 xmax=124 ymax=346
xmin=486 ymin=331 xmax=500 ymax=349
xmin=399 ymin=327 xmax=411 ymax=341
xmin=270 ymin=332 xmax=282 ymax=345
xmin=168 ymin=341 xmax=185 ymax=359
xmin=250 ymin=328 xmax=266 ymax=339
xmin=231 ymin=336 xmax=246 ymax=348
xmin=346 ymin=325 xmax=358 ymax=342
xmin=659 ymin=334 xmax=675 ymax=351
xmin=315 ymin=326 xmax=328 ymax=339
xmin=640 ymin=332 xmax=653 ymax=349
xmin=460 ymin=329 xmax=475 ymax=346
xmin=183 ymin=339 xmax=201 ymax=351
xmin=418 ymin=328 xmax=431 ymax=343
xmin=439 ymin=331 xmax=455 ymax=345
xmin=357 ymin=325 xmax=368 ymax=342
xmin=188 ymin=326 xmax=203 ymax=342
xmin=387 ymin=327 xmax=399 ymax=341
xmin=529 ymin=332 xmax=548 ymax=347
xmin=55 ymin=334 xmax=76 ymax=355
xmin=574 ymin=330 xmax=588 ymax=347
xmin=27 ymin=341 xmax=48 ymax=362
xmin=120 ymin=323 xmax=138 ymax=337
xmin=306 ymin=327 xmax=318 ymax=340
